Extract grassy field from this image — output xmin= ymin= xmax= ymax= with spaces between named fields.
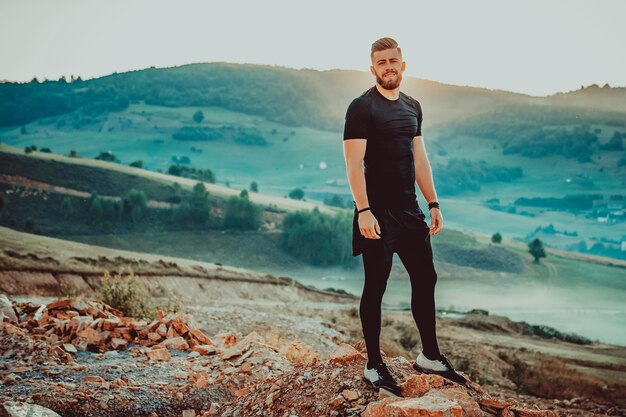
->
xmin=1 ymin=103 xmax=349 ymax=201
xmin=1 ymin=118 xmax=623 ymax=248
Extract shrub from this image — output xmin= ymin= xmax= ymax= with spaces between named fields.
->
xmin=97 ymin=268 xmax=153 ymax=320
xmin=193 ymin=110 xmax=204 ymax=123
xmin=288 ymin=188 xmax=305 ymax=200
xmin=281 ymin=207 xmax=354 ymax=266
xmin=223 ymin=192 xmax=262 ymax=230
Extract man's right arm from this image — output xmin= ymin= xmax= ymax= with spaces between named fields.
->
xmin=343 ymin=139 xmax=381 ymax=239
xmin=343 ymin=139 xmax=369 ymax=211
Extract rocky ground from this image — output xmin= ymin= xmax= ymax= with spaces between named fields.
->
xmin=1 ymin=228 xmax=625 ymax=416
xmin=1 ymin=295 xmax=625 ymax=417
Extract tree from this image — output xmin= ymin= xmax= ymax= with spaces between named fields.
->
xmin=123 ymin=189 xmax=147 ymax=223
xmin=528 ymin=238 xmax=546 ymax=263
xmin=0 ymin=194 xmax=7 ymax=217
xmin=491 ymin=232 xmax=502 ymax=244
xmin=24 ymin=216 xmax=36 ymax=233
xmin=130 ymin=160 xmax=143 ymax=168
xmin=96 ymin=151 xmax=118 ymax=162
xmin=187 ymin=182 xmax=211 ymax=224
xmin=88 ymin=195 xmax=103 ymax=223
xmin=281 ymin=207 xmax=353 ymax=266
xmin=250 ymin=181 xmax=258 ymax=192
xmin=605 ymin=131 xmax=623 ymax=151
xmin=167 ymin=183 xmax=183 ymax=204
xmin=62 ymin=196 xmax=74 ymax=219
xmin=223 ymin=193 xmax=262 ymax=230
xmin=324 ymin=194 xmax=345 ymax=208
xmin=288 ymin=188 xmax=305 ymax=200
xmin=193 ymin=110 xmax=205 ymax=124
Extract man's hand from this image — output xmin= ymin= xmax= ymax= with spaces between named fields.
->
xmin=359 ymin=211 xmax=381 ymax=239
xmin=429 ymin=207 xmax=443 ymax=235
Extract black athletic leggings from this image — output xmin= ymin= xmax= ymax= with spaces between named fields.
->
xmin=358 ymin=209 xmax=441 ymax=365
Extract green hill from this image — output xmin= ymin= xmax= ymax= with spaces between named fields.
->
xmin=1 ymin=63 xmax=624 ymax=261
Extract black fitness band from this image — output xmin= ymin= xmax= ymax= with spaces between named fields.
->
xmin=357 ymin=207 xmax=371 ymax=214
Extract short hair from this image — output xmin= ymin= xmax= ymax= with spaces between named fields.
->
xmin=370 ymin=37 xmax=402 ymax=61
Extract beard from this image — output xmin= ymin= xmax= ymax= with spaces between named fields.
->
xmin=376 ymin=69 xmax=402 ymax=90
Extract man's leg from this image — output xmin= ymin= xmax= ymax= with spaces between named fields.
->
xmin=360 ymin=242 xmax=394 ymax=366
xmin=395 ymin=232 xmax=441 ymax=359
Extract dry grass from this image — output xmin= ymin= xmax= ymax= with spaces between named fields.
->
xmin=255 ymin=325 xmax=320 ymax=365
xmin=498 ymin=351 xmax=626 ymax=406
xmin=95 ymin=267 xmax=180 ymax=320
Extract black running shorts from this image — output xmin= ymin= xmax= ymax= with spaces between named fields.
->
xmin=352 ymin=206 xmax=431 ymax=258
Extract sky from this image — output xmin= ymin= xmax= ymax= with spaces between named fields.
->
xmin=0 ymin=0 xmax=624 ymax=97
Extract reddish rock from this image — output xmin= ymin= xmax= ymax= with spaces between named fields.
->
xmin=223 ymin=333 xmax=237 ymax=347
xmin=342 ymin=389 xmax=360 ymax=402
xmin=328 ymin=395 xmax=346 ymax=409
xmin=192 ymin=372 xmax=210 ymax=388
xmin=102 ymin=318 xmax=120 ymax=331
xmin=82 ymin=375 xmax=106 ymax=384
xmin=166 ymin=325 xmax=179 ymax=339
xmin=328 ymin=343 xmax=365 ymax=363
xmin=192 ymin=344 xmax=217 ymax=355
xmin=364 ymin=393 xmax=464 ymax=417
xmin=222 ymin=346 xmax=243 ymax=360
xmin=110 ymin=338 xmax=127 ymax=350
xmin=428 ymin=388 xmax=482 ymax=417
xmin=402 ymin=374 xmax=448 ymax=397
xmin=156 ymin=323 xmax=168 ymax=336
xmin=479 ymin=396 xmax=513 ymax=414
xmin=45 ymin=298 xmax=73 ymax=311
xmin=172 ymin=320 xmax=190 ymax=336
xmin=77 ymin=326 xmax=104 ymax=345
xmin=147 ymin=332 xmax=162 ymax=342
xmin=146 ymin=347 xmax=171 ymax=362
xmin=362 ymin=396 xmax=405 ymax=416
xmin=189 ymin=328 xmax=213 ymax=345
xmin=159 ymin=336 xmax=189 ymax=350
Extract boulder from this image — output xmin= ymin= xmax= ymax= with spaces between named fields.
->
xmin=0 ymin=402 xmax=62 ymax=417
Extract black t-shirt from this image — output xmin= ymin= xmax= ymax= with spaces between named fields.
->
xmin=343 ymin=86 xmax=423 ymax=210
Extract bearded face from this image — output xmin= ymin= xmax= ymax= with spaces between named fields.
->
xmin=375 ymin=67 xmax=403 ymax=90
xmin=371 ymin=48 xmax=405 ymax=90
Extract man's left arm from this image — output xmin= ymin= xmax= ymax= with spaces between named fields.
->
xmin=413 ymin=135 xmax=442 ymax=234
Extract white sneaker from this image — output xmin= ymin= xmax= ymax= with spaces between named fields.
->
xmin=412 ymin=351 xmax=467 ymax=385
xmin=414 ymin=351 xmax=449 ymax=371
xmin=362 ymin=361 xmax=403 ymax=397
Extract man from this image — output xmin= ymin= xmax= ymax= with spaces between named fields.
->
xmin=342 ymin=37 xmax=467 ymax=397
